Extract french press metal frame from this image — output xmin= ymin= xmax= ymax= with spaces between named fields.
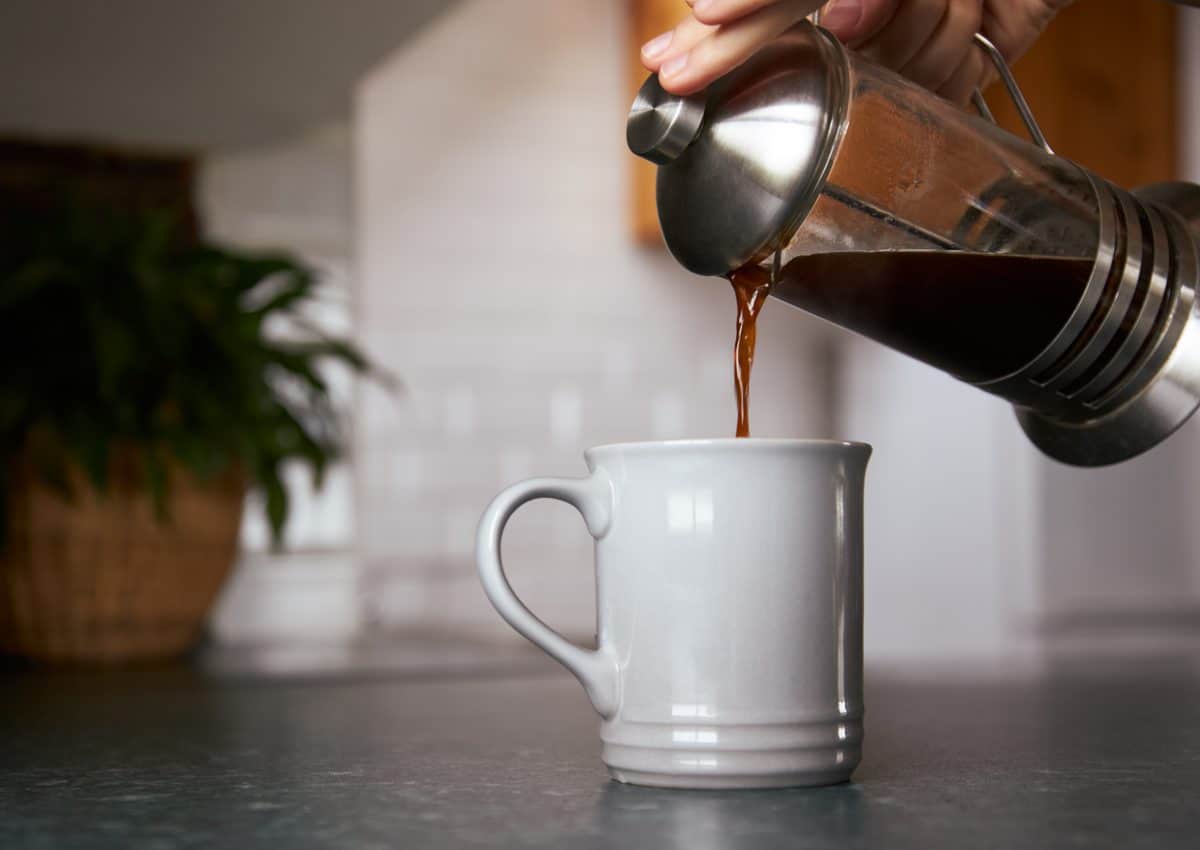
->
xmin=958 ymin=34 xmax=1200 ymax=466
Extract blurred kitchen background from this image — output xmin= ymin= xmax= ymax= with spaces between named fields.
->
xmin=2 ymin=0 xmax=1198 ymax=672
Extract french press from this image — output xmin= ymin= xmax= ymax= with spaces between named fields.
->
xmin=627 ymin=21 xmax=1200 ymax=467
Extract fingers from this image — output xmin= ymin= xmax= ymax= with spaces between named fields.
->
xmin=900 ymin=0 xmax=983 ymax=93
xmin=821 ymin=0 xmax=902 ymax=46
xmin=686 ymin=0 xmax=787 ymax=26
xmin=936 ymin=43 xmax=987 ymax=105
xmin=639 ymin=0 xmax=1048 ymax=110
xmin=826 ymin=0 xmax=989 ymax=106
xmin=641 ymin=15 xmax=716 ymax=73
xmin=855 ymin=0 xmax=946 ymax=71
xmin=655 ymin=0 xmax=823 ymax=95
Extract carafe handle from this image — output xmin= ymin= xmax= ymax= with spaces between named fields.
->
xmin=970 ymin=33 xmax=1054 ymax=155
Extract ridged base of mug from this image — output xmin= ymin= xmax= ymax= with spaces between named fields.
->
xmin=600 ymin=719 xmax=861 ymax=790
xmin=607 ymin=766 xmax=854 ymax=790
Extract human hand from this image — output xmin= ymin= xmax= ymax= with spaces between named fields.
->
xmin=641 ymin=1 xmax=1074 ymax=104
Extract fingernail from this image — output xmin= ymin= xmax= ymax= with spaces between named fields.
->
xmin=692 ymin=0 xmax=717 ymax=15
xmin=660 ymin=52 xmax=690 ymax=79
xmin=821 ymin=0 xmax=862 ymax=33
xmin=641 ymin=31 xmax=673 ymax=60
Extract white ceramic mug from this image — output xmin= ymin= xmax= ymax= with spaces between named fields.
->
xmin=477 ymin=438 xmax=871 ymax=789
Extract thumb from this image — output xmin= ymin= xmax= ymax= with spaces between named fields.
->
xmin=820 ymin=0 xmax=902 ymax=46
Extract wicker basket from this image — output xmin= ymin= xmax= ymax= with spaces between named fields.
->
xmin=0 ymin=455 xmax=245 ymax=664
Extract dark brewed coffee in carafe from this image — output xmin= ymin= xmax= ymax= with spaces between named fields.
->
xmin=770 ymin=251 xmax=1094 ymax=383
xmin=726 ymin=250 xmax=1096 ymax=437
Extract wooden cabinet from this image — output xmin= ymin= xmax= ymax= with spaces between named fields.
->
xmin=983 ymin=0 xmax=1177 ymax=190
xmin=627 ymin=0 xmax=1179 ymax=245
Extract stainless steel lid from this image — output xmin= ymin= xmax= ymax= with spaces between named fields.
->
xmin=626 ymin=23 xmax=850 ymax=277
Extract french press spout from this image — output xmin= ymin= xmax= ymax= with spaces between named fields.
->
xmin=627 ymin=21 xmax=1200 ymax=467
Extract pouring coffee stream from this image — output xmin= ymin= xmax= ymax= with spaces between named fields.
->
xmin=729 ymin=265 xmax=772 ymax=438
xmin=628 ymin=21 xmax=1200 ymax=466
xmin=729 ymin=247 xmax=780 ymax=438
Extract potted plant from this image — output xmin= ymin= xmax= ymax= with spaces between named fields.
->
xmin=0 ymin=195 xmax=374 ymax=664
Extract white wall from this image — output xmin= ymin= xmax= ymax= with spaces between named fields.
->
xmin=354 ymin=0 xmax=835 ymax=641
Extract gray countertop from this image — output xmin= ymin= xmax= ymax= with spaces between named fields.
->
xmin=3 ymin=652 xmax=1200 ymax=849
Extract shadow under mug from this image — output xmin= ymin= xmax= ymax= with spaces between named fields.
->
xmin=477 ymin=438 xmax=871 ymax=789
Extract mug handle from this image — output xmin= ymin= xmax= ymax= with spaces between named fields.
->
xmin=476 ymin=471 xmax=619 ymax=718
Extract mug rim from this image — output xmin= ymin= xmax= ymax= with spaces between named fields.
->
xmin=585 ymin=437 xmax=871 ymax=457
